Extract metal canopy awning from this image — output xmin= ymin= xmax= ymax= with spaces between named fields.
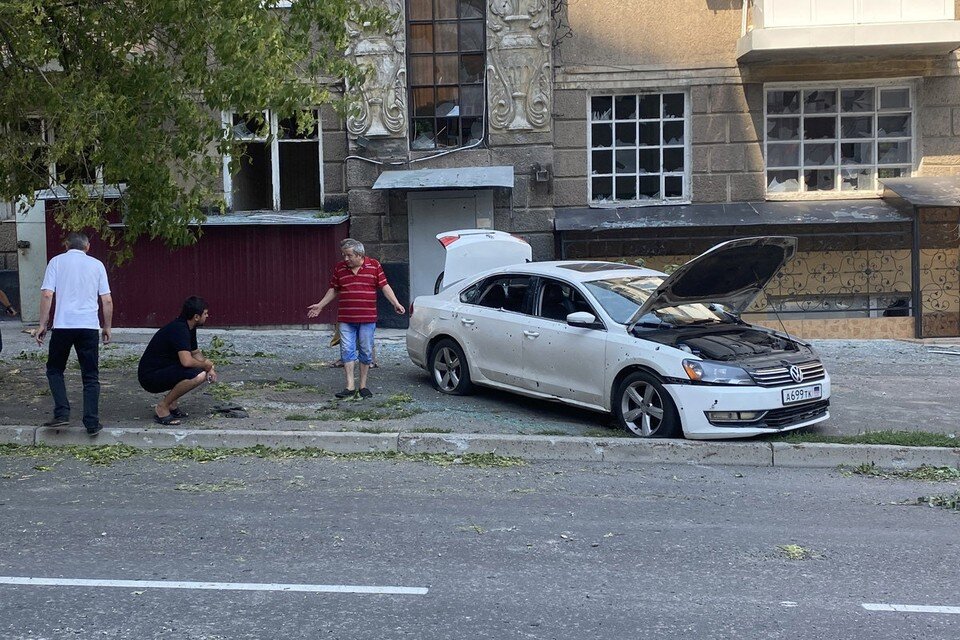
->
xmin=882 ymin=176 xmax=960 ymax=207
xmin=554 ymin=199 xmax=911 ymax=232
xmin=372 ymin=165 xmax=514 ymax=190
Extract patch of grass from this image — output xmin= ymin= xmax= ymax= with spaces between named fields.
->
xmin=0 ymin=443 xmax=525 ymax=468
xmin=376 ymin=393 xmax=414 ymax=409
xmin=205 ymin=335 xmax=239 ymax=363
xmin=773 ymin=430 xmax=958 ymax=448
xmin=251 ymin=351 xmax=275 ymax=358
xmin=320 ymin=406 xmax=423 ymax=422
xmin=207 ymin=383 xmax=240 ymax=403
xmin=917 ymin=491 xmax=960 ymax=511
xmin=583 ymin=428 xmax=634 ymax=439
xmin=285 ymin=414 xmax=314 ymax=421
xmin=68 ymin=444 xmax=141 ymax=466
xmin=408 ymin=427 xmax=453 ymax=434
xmin=263 ymin=378 xmax=315 ymax=392
xmin=843 ymin=462 xmax=960 ymax=482
xmin=777 ymin=544 xmax=817 ymax=560
xmin=175 ymin=479 xmax=246 ymax=493
xmin=99 ymin=354 xmax=140 ymax=369
xmin=156 ymin=447 xmax=230 ymax=463
xmin=533 ymin=429 xmax=569 ymax=436
xmin=14 ymin=350 xmax=46 ymax=363
xmin=351 ymin=426 xmax=397 ymax=434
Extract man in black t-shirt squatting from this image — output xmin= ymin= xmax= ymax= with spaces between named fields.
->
xmin=138 ymin=296 xmax=217 ymax=425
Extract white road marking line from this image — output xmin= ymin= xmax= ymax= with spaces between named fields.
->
xmin=0 ymin=576 xmax=428 ymax=596
xmin=863 ymin=603 xmax=960 ymax=614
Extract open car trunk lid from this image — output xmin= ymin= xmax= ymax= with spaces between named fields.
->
xmin=437 ymin=229 xmax=532 ymax=290
xmin=627 ymin=236 xmax=797 ymax=328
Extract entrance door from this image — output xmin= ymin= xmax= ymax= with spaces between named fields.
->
xmin=407 ymin=190 xmax=493 ymax=301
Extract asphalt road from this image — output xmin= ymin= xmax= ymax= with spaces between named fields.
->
xmin=1 ymin=453 xmax=958 ymax=639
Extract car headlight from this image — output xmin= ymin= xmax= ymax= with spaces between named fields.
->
xmin=682 ymin=359 xmax=755 ymax=385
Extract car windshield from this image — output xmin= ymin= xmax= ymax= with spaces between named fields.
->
xmin=583 ymin=276 xmax=728 ymax=326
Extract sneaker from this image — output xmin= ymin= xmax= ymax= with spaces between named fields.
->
xmin=85 ymin=424 xmax=103 ymax=436
xmin=334 ymin=388 xmax=357 ymax=399
xmin=358 ymin=387 xmax=373 ymax=399
xmin=42 ymin=418 xmax=69 ymax=428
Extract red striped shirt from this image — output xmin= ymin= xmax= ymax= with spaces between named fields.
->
xmin=329 ymin=258 xmax=388 ymax=323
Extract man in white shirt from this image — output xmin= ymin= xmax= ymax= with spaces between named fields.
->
xmin=36 ymin=232 xmax=114 ymax=435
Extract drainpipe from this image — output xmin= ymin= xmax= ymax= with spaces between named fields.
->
xmin=911 ymin=205 xmax=922 ymax=338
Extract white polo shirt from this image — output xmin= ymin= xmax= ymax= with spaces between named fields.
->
xmin=41 ymin=249 xmax=111 ymax=329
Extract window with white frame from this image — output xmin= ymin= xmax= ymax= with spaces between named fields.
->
xmin=589 ymin=92 xmax=689 ymax=205
xmin=764 ymin=84 xmax=913 ymax=195
xmin=6 ymin=118 xmax=101 ymax=191
xmin=224 ymin=109 xmax=323 ymax=212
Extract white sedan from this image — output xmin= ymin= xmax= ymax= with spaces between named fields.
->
xmin=407 ymin=231 xmax=831 ymax=439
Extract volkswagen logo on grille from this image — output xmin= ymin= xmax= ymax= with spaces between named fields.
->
xmin=789 ymin=365 xmax=804 ymax=383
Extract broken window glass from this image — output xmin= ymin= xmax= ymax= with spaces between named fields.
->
xmin=638 ymin=95 xmax=659 ymax=119
xmin=840 ymin=88 xmax=874 ymax=113
xmin=592 ymin=177 xmax=613 ymax=201
xmin=804 ymin=143 xmax=835 ymax=167
xmin=767 ymin=117 xmax=799 ymax=141
xmin=663 ymin=94 xmax=684 ymax=119
xmin=840 ymin=116 xmax=872 ymax=138
xmin=879 ymin=88 xmax=910 ymax=110
xmin=767 ymin=91 xmax=800 ymax=114
xmin=767 ymin=170 xmax=799 ymax=192
xmin=591 ymin=150 xmax=612 ymax=174
xmin=615 ymin=122 xmax=636 ymax=146
xmin=663 ymin=148 xmax=684 ymax=172
xmin=615 ymin=95 xmax=637 ymax=120
xmin=615 ymin=149 xmax=636 ymax=173
xmin=639 ymin=122 xmax=659 ymax=146
xmin=591 ymin=123 xmax=613 ymax=148
xmin=766 ymin=143 xmax=799 ymax=168
xmin=639 ymin=175 xmax=661 ymax=199
xmin=841 ymin=168 xmax=874 ymax=191
xmin=840 ymin=142 xmax=872 ymax=165
xmin=639 ymin=148 xmax=659 ymax=174
xmin=616 ymin=176 xmax=637 ymax=200
xmin=664 ymin=176 xmax=683 ymax=198
xmin=804 ymin=169 xmax=836 ymax=191
xmin=662 ymin=121 xmax=684 ymax=145
xmin=878 ymin=141 xmax=910 ymax=164
xmin=877 ymin=114 xmax=910 ymax=138
xmin=803 ymin=89 xmax=837 ymax=114
xmin=803 ymin=116 xmax=836 ymax=140
xmin=591 ymin=96 xmax=613 ymax=121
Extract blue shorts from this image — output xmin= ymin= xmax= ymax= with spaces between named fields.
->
xmin=339 ymin=322 xmax=376 ymax=365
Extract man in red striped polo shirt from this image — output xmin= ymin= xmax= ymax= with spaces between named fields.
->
xmin=307 ymin=238 xmax=405 ymax=399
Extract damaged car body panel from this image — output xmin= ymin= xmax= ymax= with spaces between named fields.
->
xmin=407 ymin=232 xmax=831 ymax=440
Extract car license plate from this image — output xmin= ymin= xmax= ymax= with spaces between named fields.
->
xmin=782 ymin=384 xmax=822 ymax=406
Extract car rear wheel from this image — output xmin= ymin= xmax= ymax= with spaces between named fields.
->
xmin=429 ymin=339 xmax=473 ymax=395
xmin=615 ymin=371 xmax=680 ymax=438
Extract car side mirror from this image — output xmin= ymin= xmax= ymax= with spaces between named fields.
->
xmin=567 ymin=311 xmax=598 ymax=328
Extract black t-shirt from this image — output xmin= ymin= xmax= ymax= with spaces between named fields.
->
xmin=138 ymin=319 xmax=198 ymax=374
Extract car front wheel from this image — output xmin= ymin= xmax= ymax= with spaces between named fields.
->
xmin=429 ymin=339 xmax=473 ymax=395
xmin=614 ymin=371 xmax=680 ymax=438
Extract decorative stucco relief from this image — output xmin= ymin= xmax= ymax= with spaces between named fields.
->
xmin=487 ymin=0 xmax=552 ymax=132
xmin=346 ymin=0 xmax=407 ymax=138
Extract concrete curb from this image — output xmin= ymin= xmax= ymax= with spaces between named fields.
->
xmin=2 ymin=425 xmax=958 ymax=470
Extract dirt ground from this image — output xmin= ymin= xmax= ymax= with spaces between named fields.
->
xmin=1 ymin=319 xmax=958 ymax=439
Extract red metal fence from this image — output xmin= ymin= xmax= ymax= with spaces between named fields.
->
xmin=45 ymin=205 xmax=347 ymax=327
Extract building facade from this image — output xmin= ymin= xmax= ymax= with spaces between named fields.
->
xmin=334 ymin=0 xmax=960 ymax=336
xmin=7 ymin=1 xmax=960 ymax=335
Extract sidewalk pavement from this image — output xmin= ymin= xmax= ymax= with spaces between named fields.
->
xmin=1 ymin=321 xmax=958 ymax=470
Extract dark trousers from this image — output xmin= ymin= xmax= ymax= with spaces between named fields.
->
xmin=47 ymin=329 xmax=100 ymax=428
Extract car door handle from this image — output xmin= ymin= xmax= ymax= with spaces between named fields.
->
xmin=523 ymin=330 xmax=540 ymax=338
xmin=460 ymin=318 xmax=475 ymax=326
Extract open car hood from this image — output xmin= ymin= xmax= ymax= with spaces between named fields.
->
xmin=626 ymin=236 xmax=797 ymax=328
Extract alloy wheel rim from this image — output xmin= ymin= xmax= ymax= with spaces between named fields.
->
xmin=433 ymin=347 xmax=461 ymax=392
xmin=621 ymin=381 xmax=665 ymax=437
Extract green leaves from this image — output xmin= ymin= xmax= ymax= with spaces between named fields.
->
xmin=0 ymin=0 xmax=379 ymax=258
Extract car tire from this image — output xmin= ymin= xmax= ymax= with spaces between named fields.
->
xmin=614 ymin=371 xmax=680 ymax=438
xmin=429 ymin=338 xmax=473 ymax=395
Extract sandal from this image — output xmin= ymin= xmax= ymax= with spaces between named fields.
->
xmin=153 ymin=413 xmax=182 ymax=426
xmin=169 ymin=408 xmax=189 ymax=419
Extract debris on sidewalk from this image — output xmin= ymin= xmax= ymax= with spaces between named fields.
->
xmin=211 ymin=402 xmax=249 ymax=419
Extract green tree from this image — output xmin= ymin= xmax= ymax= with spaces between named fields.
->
xmin=0 ymin=0 xmax=381 ymax=254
